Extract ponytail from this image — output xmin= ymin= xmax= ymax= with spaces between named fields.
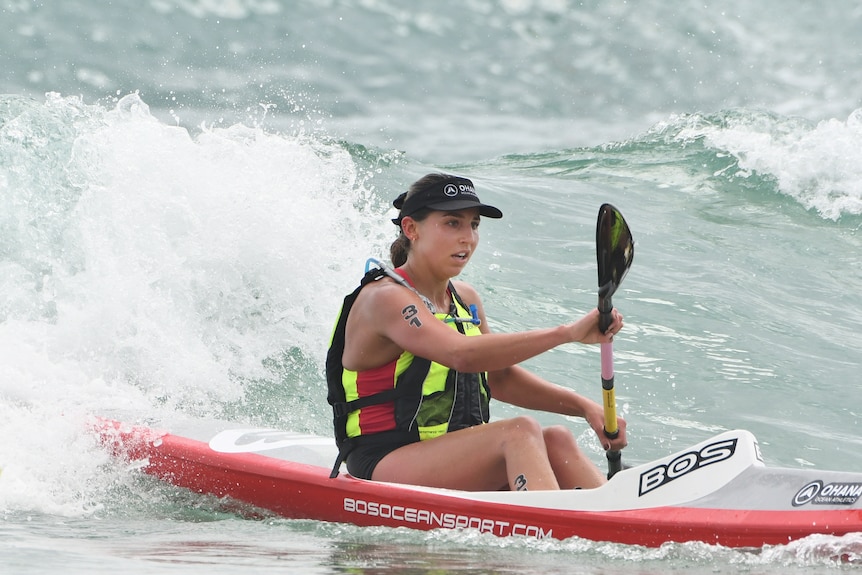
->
xmin=389 ymin=233 xmax=410 ymax=267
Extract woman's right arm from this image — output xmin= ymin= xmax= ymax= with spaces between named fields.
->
xmin=345 ymin=281 xmax=620 ymax=374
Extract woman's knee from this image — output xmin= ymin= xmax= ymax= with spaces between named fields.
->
xmin=499 ymin=415 xmax=544 ymax=445
xmin=543 ymin=425 xmax=580 ymax=453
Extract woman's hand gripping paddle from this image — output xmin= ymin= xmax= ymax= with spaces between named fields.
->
xmin=596 ymin=204 xmax=634 ymax=479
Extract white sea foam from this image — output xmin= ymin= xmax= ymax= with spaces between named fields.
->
xmin=683 ymin=109 xmax=862 ymax=220
xmin=0 ymin=93 xmax=389 ymax=516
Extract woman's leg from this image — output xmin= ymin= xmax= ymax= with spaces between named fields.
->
xmin=542 ymin=425 xmax=606 ymax=489
xmin=372 ymin=416 xmax=562 ymax=491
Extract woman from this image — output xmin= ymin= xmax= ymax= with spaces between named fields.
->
xmin=326 ymin=173 xmax=626 ymax=491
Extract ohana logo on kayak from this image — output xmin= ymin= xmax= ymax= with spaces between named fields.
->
xmin=792 ymin=481 xmax=862 ymax=507
xmin=639 ymin=438 xmax=738 ymax=496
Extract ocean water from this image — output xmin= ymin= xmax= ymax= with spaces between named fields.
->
xmin=2 ymin=1 xmax=862 ymax=573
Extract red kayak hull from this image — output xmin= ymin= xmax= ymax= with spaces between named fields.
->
xmin=93 ymin=418 xmax=862 ymax=548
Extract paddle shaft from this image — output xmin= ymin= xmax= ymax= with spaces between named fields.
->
xmin=598 ymin=295 xmax=622 ymax=478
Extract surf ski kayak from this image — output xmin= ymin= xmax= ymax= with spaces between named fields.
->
xmin=91 ymin=417 xmax=862 ymax=548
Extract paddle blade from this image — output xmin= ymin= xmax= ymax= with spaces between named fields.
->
xmin=596 ymin=203 xmax=634 ymax=301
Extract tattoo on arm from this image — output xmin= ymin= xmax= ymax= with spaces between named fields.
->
xmin=514 ymin=474 xmax=528 ymax=491
xmin=402 ymin=304 xmax=422 ymax=328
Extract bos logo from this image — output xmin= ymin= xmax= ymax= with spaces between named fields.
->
xmin=639 ymin=438 xmax=738 ymax=496
xmin=792 ymin=481 xmax=862 ymax=506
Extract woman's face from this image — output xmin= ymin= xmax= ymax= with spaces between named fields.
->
xmin=405 ymin=208 xmax=481 ymax=277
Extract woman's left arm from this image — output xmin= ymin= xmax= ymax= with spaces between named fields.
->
xmin=488 ymin=365 xmax=597 ymax=419
xmin=453 ymin=280 xmax=627 ymax=450
xmin=489 ymin=366 xmax=627 ymax=451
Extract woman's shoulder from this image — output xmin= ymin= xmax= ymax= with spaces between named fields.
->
xmin=356 ymin=276 xmax=413 ymax=309
xmin=359 ymin=275 xmax=400 ymax=297
xmin=450 ymin=279 xmax=481 ymax=302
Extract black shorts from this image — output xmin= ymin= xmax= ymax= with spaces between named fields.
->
xmin=345 ymin=432 xmax=418 ymax=480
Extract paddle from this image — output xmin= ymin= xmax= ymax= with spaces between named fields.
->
xmin=595 ymin=203 xmax=634 ymax=479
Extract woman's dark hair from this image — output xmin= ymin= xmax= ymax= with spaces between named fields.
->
xmin=389 ymin=173 xmax=454 ymax=267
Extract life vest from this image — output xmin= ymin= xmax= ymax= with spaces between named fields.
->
xmin=325 ymin=264 xmax=491 ymax=478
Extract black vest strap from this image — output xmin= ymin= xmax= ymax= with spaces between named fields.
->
xmin=326 ymin=268 xmax=384 ymax=477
